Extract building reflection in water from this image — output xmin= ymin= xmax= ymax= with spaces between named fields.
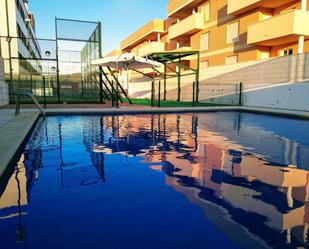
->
xmin=0 ymin=112 xmax=308 ymax=248
xmin=0 ymin=156 xmax=28 ymax=242
xmin=101 ymin=113 xmax=309 ymax=249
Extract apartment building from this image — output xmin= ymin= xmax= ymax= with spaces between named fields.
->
xmin=120 ymin=19 xmax=168 ymax=57
xmin=0 ymin=0 xmax=41 ymax=75
xmin=116 ymin=0 xmax=309 ymax=69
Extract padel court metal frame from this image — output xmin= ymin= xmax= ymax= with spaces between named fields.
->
xmin=147 ymin=51 xmax=200 ymax=103
xmin=55 ymin=17 xmax=105 ymax=103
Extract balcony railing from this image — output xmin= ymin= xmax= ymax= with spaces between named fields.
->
xmin=121 ymin=19 xmax=165 ymax=51
xmin=172 ymin=46 xmax=192 ymax=52
xmin=248 ymin=10 xmax=309 ymax=46
xmin=227 ymin=0 xmax=297 ymax=15
xmin=105 ymin=49 xmax=122 ymax=57
xmin=138 ymin=42 xmax=165 ymax=57
xmin=168 ymin=12 xmax=204 ymax=40
xmin=168 ymin=0 xmax=205 ymax=18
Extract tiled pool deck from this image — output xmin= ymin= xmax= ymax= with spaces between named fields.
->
xmin=0 ymin=109 xmax=15 ymax=128
xmin=0 ymin=110 xmax=39 ymax=177
xmin=0 ymin=105 xmax=309 ymax=177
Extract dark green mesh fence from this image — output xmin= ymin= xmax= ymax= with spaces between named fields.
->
xmin=56 ymin=18 xmax=101 ymax=103
xmin=1 ymin=37 xmax=58 ymax=104
xmin=1 ymin=18 xmax=102 ymax=104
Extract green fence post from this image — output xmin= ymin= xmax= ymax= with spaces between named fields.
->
xmin=116 ymin=78 xmax=119 ymax=108
xmin=239 ymin=82 xmax=243 ymax=106
xmin=192 ymin=81 xmax=195 ymax=107
xmin=163 ymin=63 xmax=167 ymax=101
xmin=43 ymin=76 xmax=47 ymax=109
xmin=55 ymin=18 xmax=61 ymax=103
xmin=151 ymin=80 xmax=154 ymax=107
xmin=177 ymin=61 xmax=181 ymax=102
xmin=158 ymin=80 xmax=161 ymax=108
xmin=99 ymin=67 xmax=104 ymax=103
xmin=98 ymin=21 xmax=104 ymax=104
xmin=195 ymin=52 xmax=200 ymax=103
xmin=98 ymin=21 xmax=103 ymax=61
xmin=111 ymin=80 xmax=115 ymax=107
xmin=17 ymin=75 xmax=20 ymax=105
xmin=15 ymin=95 xmax=20 ymax=116
xmin=81 ymin=80 xmax=84 ymax=98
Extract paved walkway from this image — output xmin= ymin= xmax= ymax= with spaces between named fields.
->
xmin=0 ymin=110 xmax=40 ymax=177
xmin=0 ymin=108 xmax=38 ymax=128
xmin=0 ymin=109 xmax=15 ymax=128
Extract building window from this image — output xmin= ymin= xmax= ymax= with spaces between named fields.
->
xmin=201 ymin=61 xmax=209 ymax=69
xmin=15 ymin=0 xmax=26 ymax=21
xmin=17 ymin=23 xmax=28 ymax=48
xmin=200 ymin=32 xmax=209 ymax=51
xmin=201 ymin=2 xmax=210 ymax=22
xmin=281 ymin=49 xmax=293 ymax=56
xmin=226 ymin=55 xmax=238 ymax=65
xmin=260 ymin=51 xmax=270 ymax=59
xmin=227 ymin=21 xmax=239 ymax=44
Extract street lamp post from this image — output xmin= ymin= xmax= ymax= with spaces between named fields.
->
xmin=51 ymin=66 xmax=56 ymax=97
xmin=45 ymin=51 xmax=51 ymax=98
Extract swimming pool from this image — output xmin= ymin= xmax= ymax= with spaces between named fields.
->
xmin=1 ymin=112 xmax=308 ymax=249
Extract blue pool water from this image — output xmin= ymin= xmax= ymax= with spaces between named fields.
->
xmin=1 ymin=112 xmax=309 ymax=249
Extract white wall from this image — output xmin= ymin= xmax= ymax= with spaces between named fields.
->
xmin=128 ymin=59 xmax=262 ymax=100
xmin=243 ymin=82 xmax=309 ymax=111
xmin=0 ymin=0 xmax=41 ymax=75
xmin=0 ymin=57 xmax=9 ymax=106
xmin=128 ymin=53 xmax=309 ymax=111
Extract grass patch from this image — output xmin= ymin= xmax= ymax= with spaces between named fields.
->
xmin=123 ymin=98 xmax=230 ymax=107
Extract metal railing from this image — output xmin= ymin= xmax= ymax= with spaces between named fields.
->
xmin=15 ymin=92 xmax=46 ymax=117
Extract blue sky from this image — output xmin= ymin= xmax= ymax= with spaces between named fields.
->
xmin=30 ymin=0 xmax=168 ymax=55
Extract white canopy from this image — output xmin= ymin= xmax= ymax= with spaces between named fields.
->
xmin=91 ymin=52 xmax=162 ymax=70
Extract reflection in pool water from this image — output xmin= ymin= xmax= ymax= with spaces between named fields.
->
xmin=0 ymin=112 xmax=309 ymax=249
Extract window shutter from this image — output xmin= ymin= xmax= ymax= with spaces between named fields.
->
xmin=227 ymin=21 xmax=239 ymax=44
xmin=200 ymin=32 xmax=210 ymax=51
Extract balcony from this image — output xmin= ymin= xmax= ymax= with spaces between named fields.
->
xmin=228 ymin=0 xmax=297 ymax=15
xmin=138 ymin=42 xmax=165 ymax=57
xmin=248 ymin=10 xmax=309 ymax=46
xmin=121 ymin=19 xmax=165 ymax=51
xmin=168 ymin=0 xmax=205 ymax=18
xmin=105 ymin=49 xmax=122 ymax=57
xmin=172 ymin=46 xmax=192 ymax=52
xmin=168 ymin=13 xmax=204 ymax=40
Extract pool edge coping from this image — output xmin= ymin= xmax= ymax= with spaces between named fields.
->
xmin=43 ymin=106 xmax=309 ymax=120
xmin=0 ymin=111 xmax=40 ymax=178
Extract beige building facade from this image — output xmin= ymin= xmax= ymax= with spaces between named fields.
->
xmin=0 ymin=0 xmax=41 ymax=75
xmin=116 ymin=0 xmax=309 ymax=68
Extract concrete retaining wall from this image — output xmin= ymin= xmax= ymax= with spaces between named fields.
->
xmin=203 ymin=53 xmax=309 ymax=85
xmin=128 ymin=59 xmax=261 ymax=101
xmin=243 ymin=82 xmax=309 ymax=111
xmin=0 ymin=57 xmax=9 ymax=107
xmin=128 ymin=53 xmax=309 ymax=111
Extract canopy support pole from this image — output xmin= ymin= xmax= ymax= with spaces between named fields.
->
xmin=101 ymin=69 xmax=122 ymax=102
xmin=147 ymin=51 xmax=200 ymax=104
xmin=107 ymin=66 xmax=132 ymax=104
xmin=177 ymin=57 xmax=181 ymax=102
xmin=163 ymin=63 xmax=167 ymax=100
xmin=195 ymin=52 xmax=200 ymax=103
